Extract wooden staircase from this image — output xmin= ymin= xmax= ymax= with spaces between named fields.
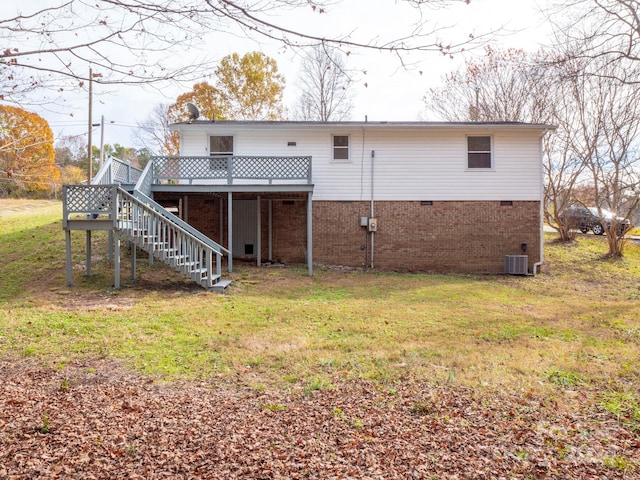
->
xmin=63 ymin=158 xmax=231 ymax=292
xmin=118 ymin=188 xmax=231 ymax=292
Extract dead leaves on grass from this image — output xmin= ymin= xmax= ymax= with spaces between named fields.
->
xmin=0 ymin=358 xmax=638 ymax=479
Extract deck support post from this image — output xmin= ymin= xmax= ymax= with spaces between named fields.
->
xmin=114 ymin=233 xmax=121 ymax=288
xmin=108 ymin=231 xmax=114 ymax=262
xmin=130 ymin=241 xmax=136 ymax=281
xmin=256 ymin=195 xmax=261 ymax=267
xmin=65 ymin=230 xmax=73 ymax=286
xmin=227 ymin=192 xmax=233 ymax=273
xmin=85 ymin=230 xmax=92 ymax=277
xmin=268 ymin=199 xmax=273 ymax=261
xmin=307 ymin=191 xmax=313 ymax=276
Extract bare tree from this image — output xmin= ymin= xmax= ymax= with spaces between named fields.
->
xmin=293 ymin=45 xmax=354 ymax=121
xmin=424 ymin=47 xmax=554 ymax=123
xmin=548 ymin=1 xmax=640 ymax=255
xmin=541 ymin=68 xmax=590 ymax=241
xmin=135 ymin=103 xmax=179 ymax=156
xmin=1 ymin=1 xmax=486 ymax=106
xmin=548 ymin=0 xmax=640 ymax=84
xmin=572 ymin=60 xmax=640 ymax=256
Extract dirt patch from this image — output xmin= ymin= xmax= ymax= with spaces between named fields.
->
xmin=0 ymin=358 xmax=637 ymax=479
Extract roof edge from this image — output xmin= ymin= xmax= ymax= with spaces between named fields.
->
xmin=169 ymin=120 xmax=556 ymax=130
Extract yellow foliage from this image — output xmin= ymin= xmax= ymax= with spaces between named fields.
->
xmin=0 ymin=105 xmax=59 ymax=196
xmin=215 ymin=52 xmax=285 ymax=120
xmin=60 ymin=164 xmax=86 ymax=186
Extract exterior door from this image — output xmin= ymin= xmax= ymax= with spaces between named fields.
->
xmin=232 ymin=199 xmax=257 ymax=257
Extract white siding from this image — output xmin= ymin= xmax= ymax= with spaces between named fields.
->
xmin=176 ymin=124 xmax=544 ymax=201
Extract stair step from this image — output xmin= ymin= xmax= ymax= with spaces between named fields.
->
xmin=209 ymin=279 xmax=232 ymax=293
xmin=117 ymin=200 xmax=225 ymax=291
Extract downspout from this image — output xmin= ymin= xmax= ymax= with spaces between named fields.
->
xmin=370 ymin=148 xmax=375 ymax=269
xmin=532 ymin=128 xmax=550 ymax=276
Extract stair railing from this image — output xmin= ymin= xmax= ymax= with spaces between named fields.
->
xmin=92 ymin=156 xmax=143 ymax=186
xmin=133 ymin=160 xmax=230 ymax=257
xmin=117 ymin=188 xmax=223 ymax=288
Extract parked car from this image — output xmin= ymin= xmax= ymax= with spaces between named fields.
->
xmin=559 ymin=205 xmax=632 ymax=235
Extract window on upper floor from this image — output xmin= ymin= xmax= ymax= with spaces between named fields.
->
xmin=332 ymin=135 xmax=350 ymax=161
xmin=210 ymin=135 xmax=234 ymax=156
xmin=209 ymin=135 xmax=233 ymax=171
xmin=467 ymin=135 xmax=492 ymax=169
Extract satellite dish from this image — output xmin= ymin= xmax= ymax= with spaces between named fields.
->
xmin=187 ymin=103 xmax=200 ymax=123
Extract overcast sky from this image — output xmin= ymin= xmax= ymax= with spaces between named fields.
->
xmin=3 ymin=0 xmax=552 ymax=148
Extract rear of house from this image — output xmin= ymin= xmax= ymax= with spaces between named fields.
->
xmin=164 ymin=120 xmax=550 ymax=274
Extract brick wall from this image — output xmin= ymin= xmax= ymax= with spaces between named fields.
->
xmin=152 ymin=193 xmax=541 ymax=274
xmin=312 ymin=200 xmax=541 ymax=274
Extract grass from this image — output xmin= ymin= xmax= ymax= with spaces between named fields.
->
xmin=1 ymin=200 xmax=639 ymax=414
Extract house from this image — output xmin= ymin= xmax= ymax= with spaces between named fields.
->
xmin=165 ymin=120 xmax=552 ymax=273
xmin=62 ymin=120 xmax=552 ymax=290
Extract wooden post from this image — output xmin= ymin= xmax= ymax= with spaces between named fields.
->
xmin=114 ymin=234 xmax=120 ymax=288
xmin=85 ymin=230 xmax=92 ymax=277
xmin=65 ymin=230 xmax=73 ymax=286
xmin=256 ymin=195 xmax=261 ymax=267
xmin=307 ymin=191 xmax=313 ymax=276
xmin=268 ymin=199 xmax=273 ymax=261
xmin=227 ymin=191 xmax=233 ymax=273
xmin=130 ymin=241 xmax=136 ymax=281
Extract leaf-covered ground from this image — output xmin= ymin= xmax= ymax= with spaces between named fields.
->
xmin=1 ymin=359 xmax=638 ymax=479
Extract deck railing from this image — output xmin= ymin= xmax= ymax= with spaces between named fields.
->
xmin=150 ymin=155 xmax=312 ymax=185
xmin=92 ymin=156 xmax=143 ymax=185
xmin=62 ymin=184 xmax=118 ymax=228
xmin=62 ymin=184 xmax=225 ymax=288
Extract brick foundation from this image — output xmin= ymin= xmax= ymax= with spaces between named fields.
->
xmin=312 ymin=200 xmax=541 ymax=274
xmin=152 ymin=193 xmax=541 ymax=274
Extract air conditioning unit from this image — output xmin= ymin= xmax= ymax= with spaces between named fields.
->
xmin=505 ymin=255 xmax=528 ymax=275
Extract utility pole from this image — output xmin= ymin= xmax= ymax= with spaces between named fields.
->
xmin=87 ymin=69 xmax=102 ymax=183
xmin=99 ymin=115 xmax=105 ymax=168
xmin=87 ymin=67 xmax=93 ymax=184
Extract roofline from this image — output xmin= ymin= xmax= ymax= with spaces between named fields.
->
xmin=169 ymin=120 xmax=557 ymax=131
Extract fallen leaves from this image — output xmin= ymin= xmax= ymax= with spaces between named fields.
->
xmin=0 ymin=358 xmax=637 ymax=478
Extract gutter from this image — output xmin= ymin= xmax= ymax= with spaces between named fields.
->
xmin=531 ymin=128 xmax=551 ymax=276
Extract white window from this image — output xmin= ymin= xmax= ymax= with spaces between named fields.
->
xmin=332 ymin=135 xmax=350 ymax=161
xmin=210 ymin=135 xmax=234 ymax=156
xmin=467 ymin=136 xmax=492 ymax=169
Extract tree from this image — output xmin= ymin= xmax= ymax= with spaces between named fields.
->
xmin=152 ymin=52 xmax=286 ymax=151
xmin=215 ymin=52 xmax=285 ymax=120
xmin=169 ymin=83 xmax=229 ymax=123
xmin=293 ymin=45 xmax=354 ymax=121
xmin=548 ymin=1 xmax=640 ymax=256
xmin=136 ymin=103 xmax=181 ymax=157
xmin=1 ymin=1 xmax=484 ymax=106
xmin=0 ymin=105 xmax=59 ymax=197
xmin=424 ymin=47 xmax=554 ymax=123
xmin=549 ymin=0 xmax=640 ymax=84
xmin=569 ymin=60 xmax=640 ymax=256
xmin=55 ymin=135 xmax=88 ymax=172
xmin=59 ymin=164 xmax=86 ymax=187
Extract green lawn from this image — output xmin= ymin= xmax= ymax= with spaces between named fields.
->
xmin=1 ymin=199 xmax=639 ymax=427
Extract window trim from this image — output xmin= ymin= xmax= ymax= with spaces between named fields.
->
xmin=466 ymin=135 xmax=493 ymax=170
xmin=331 ymin=134 xmax=351 ymax=162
